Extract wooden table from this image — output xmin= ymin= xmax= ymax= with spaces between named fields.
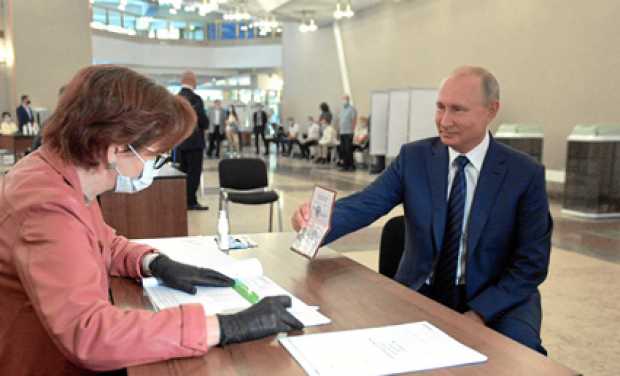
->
xmin=99 ymin=165 xmax=187 ymax=239
xmin=111 ymin=233 xmax=579 ymax=376
xmin=0 ymin=134 xmax=35 ymax=162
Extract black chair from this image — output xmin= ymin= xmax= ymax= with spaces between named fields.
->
xmin=218 ymin=158 xmax=283 ymax=232
xmin=379 ymin=215 xmax=406 ymax=279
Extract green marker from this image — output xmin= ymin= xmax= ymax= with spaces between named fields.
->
xmin=233 ymin=280 xmax=260 ymax=304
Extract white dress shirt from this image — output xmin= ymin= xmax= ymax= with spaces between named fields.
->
xmin=445 ymin=131 xmax=490 ymax=285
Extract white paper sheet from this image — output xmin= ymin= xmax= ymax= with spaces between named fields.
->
xmin=279 ymin=321 xmax=487 ymax=376
xmin=136 ymin=236 xmax=331 ymax=327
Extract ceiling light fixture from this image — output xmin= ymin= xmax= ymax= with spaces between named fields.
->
xmin=223 ymin=5 xmax=252 ymax=21
xmin=334 ymin=0 xmax=354 ymax=19
xmin=299 ymin=11 xmax=318 ymax=33
xmin=253 ymin=14 xmax=279 ymax=35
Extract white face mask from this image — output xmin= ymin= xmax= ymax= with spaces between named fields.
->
xmin=114 ymin=145 xmax=160 ymax=193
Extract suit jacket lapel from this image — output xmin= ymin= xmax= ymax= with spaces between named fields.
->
xmin=466 ymin=137 xmax=508 ymax=255
xmin=427 ymin=139 xmax=449 ymax=256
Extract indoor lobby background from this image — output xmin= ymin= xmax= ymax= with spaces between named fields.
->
xmin=1 ymin=1 xmax=619 ymax=375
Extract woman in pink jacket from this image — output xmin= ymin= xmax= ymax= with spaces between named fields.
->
xmin=0 ymin=65 xmax=302 ymax=375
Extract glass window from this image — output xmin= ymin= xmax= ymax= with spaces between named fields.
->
xmin=188 ymin=23 xmax=205 ymax=41
xmin=224 ymin=90 xmax=239 ymax=102
xmin=195 ymin=89 xmax=223 ymax=102
xmin=238 ymin=89 xmax=252 ymax=104
xmin=228 ymin=78 xmax=238 ymax=86
xmin=239 ymin=22 xmax=251 ymax=39
xmin=166 ymin=85 xmax=182 ymax=94
xmin=123 ymin=14 xmax=136 ymax=30
xmin=221 ymin=22 xmax=237 ymax=40
xmin=253 ymin=89 xmax=266 ymax=104
xmin=92 ymin=7 xmax=107 ymax=24
xmin=108 ymin=10 xmax=122 ymax=27
xmin=237 ymin=76 xmax=251 ymax=86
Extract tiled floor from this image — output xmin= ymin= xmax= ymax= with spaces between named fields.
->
xmin=191 ymin=151 xmax=619 ymax=376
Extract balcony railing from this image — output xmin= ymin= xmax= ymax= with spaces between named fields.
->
xmin=90 ymin=5 xmax=281 ymax=43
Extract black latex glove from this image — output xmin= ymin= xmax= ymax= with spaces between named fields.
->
xmin=149 ymin=254 xmax=235 ymax=294
xmin=217 ymin=295 xmax=304 ymax=345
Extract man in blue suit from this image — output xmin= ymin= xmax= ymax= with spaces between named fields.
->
xmin=292 ymin=66 xmax=552 ymax=354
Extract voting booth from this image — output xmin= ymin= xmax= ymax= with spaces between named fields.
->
xmin=369 ymin=88 xmax=438 ymax=160
xmin=495 ymin=123 xmax=544 ymax=163
xmin=563 ymin=124 xmax=620 ymax=218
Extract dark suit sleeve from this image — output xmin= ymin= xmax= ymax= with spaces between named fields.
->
xmin=468 ymin=165 xmax=552 ymax=322
xmin=323 ymin=147 xmax=406 ymax=245
xmin=16 ymin=107 xmax=26 ymax=128
xmin=195 ymin=96 xmax=208 ymax=131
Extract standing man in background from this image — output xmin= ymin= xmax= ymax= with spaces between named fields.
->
xmin=338 ymin=95 xmax=357 ymax=171
xmin=177 ymin=71 xmax=209 ymax=211
xmin=16 ymin=94 xmax=35 ymax=134
xmin=207 ymin=99 xmax=226 ymax=158
xmin=253 ymin=104 xmax=269 ymax=155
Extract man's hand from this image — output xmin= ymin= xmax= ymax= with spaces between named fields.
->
xmin=463 ymin=310 xmax=485 ymax=325
xmin=149 ymin=254 xmax=235 ymax=294
xmin=217 ymin=296 xmax=304 ymax=345
xmin=291 ymin=202 xmax=310 ymax=232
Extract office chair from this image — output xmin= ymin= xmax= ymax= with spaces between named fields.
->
xmin=379 ymin=215 xmax=406 ymax=279
xmin=218 ymin=158 xmax=283 ymax=232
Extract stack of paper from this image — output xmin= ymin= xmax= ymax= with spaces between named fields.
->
xmin=279 ymin=321 xmax=487 ymax=375
xmin=137 ymin=237 xmax=331 ymax=327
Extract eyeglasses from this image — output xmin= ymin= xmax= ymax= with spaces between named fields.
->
xmin=127 ymin=144 xmax=171 ymax=170
xmin=153 ymin=153 xmax=171 ymax=169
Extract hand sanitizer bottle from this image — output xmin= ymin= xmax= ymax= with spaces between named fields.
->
xmin=217 ymin=210 xmax=230 ymax=250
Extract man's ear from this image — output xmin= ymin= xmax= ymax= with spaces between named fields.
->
xmin=488 ymin=100 xmax=500 ymax=119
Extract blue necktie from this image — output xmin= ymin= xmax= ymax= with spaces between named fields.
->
xmin=433 ymin=155 xmax=469 ymax=309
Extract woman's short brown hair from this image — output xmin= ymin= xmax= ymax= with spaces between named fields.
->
xmin=44 ymin=65 xmax=196 ymax=168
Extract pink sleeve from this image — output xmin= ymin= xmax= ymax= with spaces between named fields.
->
xmin=102 ymin=222 xmax=153 ymax=278
xmin=15 ymin=203 xmax=210 ymax=371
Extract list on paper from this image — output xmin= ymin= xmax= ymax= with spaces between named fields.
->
xmin=279 ymin=321 xmax=487 ymax=376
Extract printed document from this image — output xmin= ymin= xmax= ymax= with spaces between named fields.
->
xmin=136 ymin=236 xmax=331 ymax=327
xmin=279 ymin=321 xmax=487 ymax=375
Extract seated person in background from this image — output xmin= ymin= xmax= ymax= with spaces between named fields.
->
xmin=315 ymin=118 xmax=339 ymax=164
xmin=293 ymin=66 xmax=551 ymax=355
xmin=284 ymin=117 xmax=300 ymax=156
xmin=266 ymin=122 xmax=288 ymax=155
xmin=0 ymin=111 xmax=18 ymax=135
xmin=225 ymin=105 xmax=241 ymax=153
xmin=352 ymin=116 xmax=369 ymax=152
xmin=0 ymin=65 xmax=303 ymax=376
xmin=300 ymin=116 xmax=321 ymax=159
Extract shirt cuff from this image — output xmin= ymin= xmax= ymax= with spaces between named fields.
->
xmin=141 ymin=252 xmax=160 ymax=276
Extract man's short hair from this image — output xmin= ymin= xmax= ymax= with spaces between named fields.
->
xmin=20 ymin=95 xmax=29 ymax=102
xmin=181 ymin=71 xmax=197 ymax=88
xmin=451 ymin=66 xmax=500 ymax=104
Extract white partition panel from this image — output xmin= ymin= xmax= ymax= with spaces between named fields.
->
xmin=369 ymin=91 xmax=389 ymax=156
xmin=387 ymin=90 xmax=411 ymax=157
xmin=408 ymin=88 xmax=438 ymax=142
